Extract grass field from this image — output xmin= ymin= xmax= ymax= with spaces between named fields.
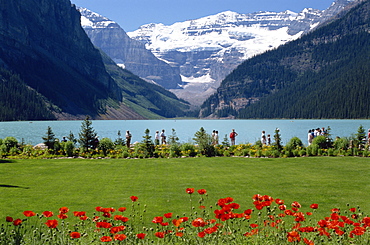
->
xmin=1 ymin=157 xmax=369 ymax=226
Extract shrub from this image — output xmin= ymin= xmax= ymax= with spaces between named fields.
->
xmin=285 ymin=137 xmax=303 ymax=150
xmin=333 ymin=137 xmax=349 ymax=150
xmin=3 ymin=137 xmax=18 ymax=152
xmin=62 ymin=141 xmax=75 ymax=157
xmin=312 ymin=136 xmax=327 ymax=149
xmin=98 ymin=138 xmax=114 ymax=156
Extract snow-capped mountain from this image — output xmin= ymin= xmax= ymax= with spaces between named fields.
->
xmin=128 ymin=0 xmax=356 ymax=105
xmin=79 ymin=7 xmax=182 ymax=89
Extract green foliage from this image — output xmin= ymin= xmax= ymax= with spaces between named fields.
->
xmin=355 ymin=125 xmax=366 ymax=146
xmin=333 ymin=137 xmax=350 ymax=151
xmin=272 ymin=128 xmax=282 ymax=150
xmin=2 ymin=137 xmax=18 ymax=153
xmin=285 ymin=136 xmax=303 ymax=150
xmin=98 ymin=138 xmax=114 ymax=156
xmin=221 ymin=134 xmax=230 ymax=147
xmin=193 ymin=127 xmax=215 ymax=157
xmin=61 ymin=141 xmax=75 ymax=157
xmin=42 ymin=126 xmax=56 ymax=150
xmin=114 ymin=130 xmax=125 ymax=146
xmin=67 ymin=131 xmax=77 ymax=144
xmin=312 ymin=136 xmax=328 ymax=149
xmin=134 ymin=129 xmax=155 ymax=158
xmin=78 ymin=116 xmax=98 ymax=152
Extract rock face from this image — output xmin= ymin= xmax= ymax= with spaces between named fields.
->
xmin=78 ymin=8 xmax=182 ymax=89
xmin=128 ymin=0 xmax=357 ymax=106
xmin=0 ymin=0 xmax=122 ymax=117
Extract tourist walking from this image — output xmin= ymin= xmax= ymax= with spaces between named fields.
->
xmin=160 ymin=129 xmax=166 ymax=144
xmin=155 ymin=131 xmax=160 ymax=146
xmin=125 ymin=130 xmax=132 ymax=148
xmin=308 ymin=129 xmax=313 ymax=145
xmin=214 ymin=130 xmax=219 ymax=145
xmin=229 ymin=129 xmax=238 ymax=146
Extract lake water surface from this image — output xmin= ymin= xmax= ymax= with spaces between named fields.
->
xmin=0 ymin=119 xmax=369 ymax=146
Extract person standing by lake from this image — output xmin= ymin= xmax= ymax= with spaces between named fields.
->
xmin=126 ymin=130 xmax=132 ymax=148
xmin=155 ymin=131 xmax=160 ymax=146
xmin=230 ymin=129 xmax=238 ymax=146
xmin=160 ymin=129 xmax=166 ymax=145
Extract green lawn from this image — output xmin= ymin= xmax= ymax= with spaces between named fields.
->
xmin=1 ymin=157 xmax=369 ymax=225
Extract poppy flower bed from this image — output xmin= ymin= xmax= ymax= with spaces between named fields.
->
xmin=2 ymin=189 xmax=370 ymax=244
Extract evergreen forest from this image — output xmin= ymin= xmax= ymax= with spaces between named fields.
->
xmin=0 ymin=68 xmax=56 ymax=121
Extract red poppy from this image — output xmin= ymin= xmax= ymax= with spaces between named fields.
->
xmin=310 ymin=204 xmax=319 ymax=209
xmin=59 ymin=207 xmax=69 ymax=214
xmin=118 ymin=207 xmax=126 ymax=212
xmin=6 ymin=216 xmax=13 ymax=222
xmin=152 ymin=216 xmax=164 ymax=224
xmin=80 ymin=215 xmax=88 ymax=220
xmin=23 ymin=211 xmax=36 ymax=217
xmin=350 ymin=208 xmax=356 ymax=213
xmin=275 ymin=198 xmax=284 ymax=205
xmin=244 ymin=229 xmax=258 ymax=237
xmin=186 ymin=188 xmax=194 ymax=194
xmin=95 ymin=206 xmax=102 ymax=212
xmin=192 ymin=218 xmax=206 ymax=227
xmin=291 ymin=201 xmax=301 ymax=209
xmin=136 ymin=233 xmax=146 ymax=239
xmin=287 ymin=230 xmax=301 ymax=242
xmin=43 ymin=211 xmax=54 ymax=218
xmin=350 ymin=226 xmax=366 ymax=237
xmin=100 ymin=236 xmax=112 ymax=242
xmin=130 ymin=196 xmax=138 ymax=202
xmin=197 ymin=189 xmax=207 ymax=195
xmin=155 ymin=232 xmax=165 ymax=238
xmin=114 ymin=215 xmax=129 ymax=222
xmin=96 ymin=222 xmax=113 ymax=229
xmin=176 ymin=232 xmax=184 ymax=237
xmin=114 ymin=234 xmax=127 ymax=241
xmin=110 ymin=225 xmax=126 ymax=234
xmin=73 ymin=211 xmax=86 ymax=217
xmin=70 ymin=232 xmax=81 ymax=239
xmin=57 ymin=213 xmax=68 ymax=219
xmin=164 ymin=213 xmax=173 ymax=218
xmin=303 ymin=238 xmax=314 ymax=245
xmin=45 ymin=219 xmax=58 ymax=229
xmin=13 ymin=219 xmax=22 ymax=226
xmin=198 ymin=231 xmax=206 ymax=238
xmin=279 ymin=205 xmax=287 ymax=211
xmin=250 ymin=223 xmax=259 ymax=228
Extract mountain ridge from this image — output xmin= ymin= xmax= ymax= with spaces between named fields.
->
xmin=127 ymin=0 xmax=357 ymax=106
xmin=199 ymin=0 xmax=369 ymax=119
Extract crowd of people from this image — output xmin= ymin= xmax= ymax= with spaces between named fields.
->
xmin=120 ymin=127 xmax=370 ymax=148
xmin=307 ymin=127 xmax=328 ymax=146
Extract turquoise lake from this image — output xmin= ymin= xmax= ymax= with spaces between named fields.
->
xmin=0 ymin=119 xmax=369 ymax=146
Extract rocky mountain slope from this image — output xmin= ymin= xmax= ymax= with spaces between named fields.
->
xmin=79 ymin=8 xmax=182 ymax=89
xmin=128 ymin=0 xmax=357 ymax=106
xmin=0 ymin=0 xmax=188 ymax=121
xmin=199 ymin=0 xmax=369 ymax=119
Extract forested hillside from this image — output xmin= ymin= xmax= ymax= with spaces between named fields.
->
xmin=0 ymin=68 xmax=56 ymax=121
xmin=200 ymin=0 xmax=370 ymax=119
xmin=0 ymin=0 xmax=189 ymax=121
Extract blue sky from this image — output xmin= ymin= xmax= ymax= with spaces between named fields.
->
xmin=72 ymin=0 xmax=336 ymax=32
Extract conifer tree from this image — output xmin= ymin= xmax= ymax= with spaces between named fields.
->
xmin=78 ymin=116 xmax=97 ymax=152
xmin=42 ymin=126 xmax=56 ymax=150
